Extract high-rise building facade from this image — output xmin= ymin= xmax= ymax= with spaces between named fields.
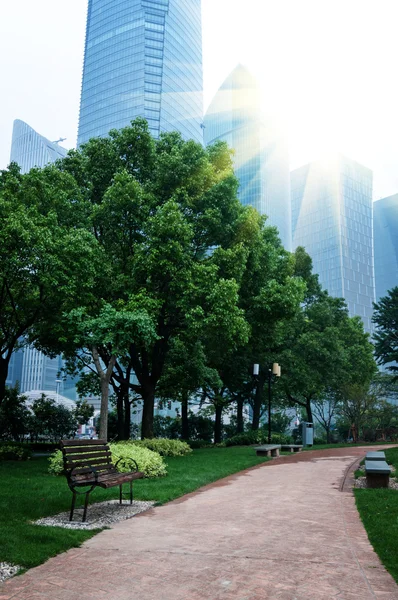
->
xmin=373 ymin=194 xmax=398 ymax=301
xmin=291 ymin=155 xmax=375 ymax=332
xmin=7 ymin=120 xmax=69 ymax=394
xmin=203 ymin=65 xmax=291 ymax=249
xmin=10 ymin=119 xmax=67 ymax=174
xmin=77 ymin=0 xmax=203 ymax=146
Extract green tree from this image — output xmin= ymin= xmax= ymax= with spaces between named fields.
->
xmin=0 ymin=386 xmax=29 ymax=441
xmin=373 ymin=287 xmax=398 ymax=380
xmin=40 ymin=119 xmax=252 ymax=439
xmin=0 ymin=163 xmax=102 ymax=405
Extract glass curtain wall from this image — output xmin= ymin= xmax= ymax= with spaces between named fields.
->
xmin=291 ymin=155 xmax=375 ymax=332
xmin=204 ymin=65 xmax=291 ymax=249
xmin=77 ymin=0 xmax=203 ymax=145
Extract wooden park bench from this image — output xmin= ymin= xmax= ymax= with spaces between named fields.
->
xmin=365 ymin=459 xmax=391 ymax=488
xmin=254 ymin=444 xmax=281 ymax=458
xmin=60 ymin=439 xmax=144 ymax=522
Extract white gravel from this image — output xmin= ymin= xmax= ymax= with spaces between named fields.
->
xmin=0 ymin=563 xmax=20 ymax=582
xmin=355 ymin=475 xmax=398 ymax=490
xmin=34 ymin=499 xmax=155 ymax=530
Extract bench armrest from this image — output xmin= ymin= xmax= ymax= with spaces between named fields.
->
xmin=115 ymin=457 xmax=139 ymax=473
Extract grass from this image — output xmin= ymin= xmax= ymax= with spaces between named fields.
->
xmin=354 ymin=447 xmax=398 ymax=584
xmin=0 ymin=446 xmax=270 ymax=570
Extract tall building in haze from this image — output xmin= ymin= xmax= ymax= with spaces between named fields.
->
xmin=203 ymin=65 xmax=291 ymax=249
xmin=77 ymin=0 xmax=203 ymax=146
xmin=373 ymin=194 xmax=398 ymax=301
xmin=10 ymin=119 xmax=67 ymax=174
xmin=291 ymin=155 xmax=375 ymax=332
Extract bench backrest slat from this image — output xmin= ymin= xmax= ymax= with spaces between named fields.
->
xmin=60 ymin=439 xmax=117 ymax=482
xmin=61 ymin=439 xmax=107 ymax=447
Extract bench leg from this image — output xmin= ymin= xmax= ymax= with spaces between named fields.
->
xmin=69 ymin=491 xmax=77 ymax=522
xmin=130 ymin=481 xmax=133 ymax=504
xmin=271 ymin=449 xmax=280 ymax=457
xmin=82 ymin=491 xmax=90 ymax=522
xmin=119 ymin=484 xmax=123 ymax=504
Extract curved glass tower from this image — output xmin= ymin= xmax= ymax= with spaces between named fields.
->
xmin=77 ymin=0 xmax=203 ymax=146
xmin=204 ymin=65 xmax=291 ymax=249
xmin=373 ymin=194 xmax=398 ymax=301
xmin=10 ymin=119 xmax=67 ymax=174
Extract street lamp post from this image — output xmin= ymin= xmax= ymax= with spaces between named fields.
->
xmin=253 ymin=362 xmax=281 ymax=443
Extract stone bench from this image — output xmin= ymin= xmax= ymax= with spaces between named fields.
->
xmin=365 ymin=451 xmax=386 ymax=462
xmin=281 ymin=444 xmax=303 ymax=453
xmin=365 ymin=459 xmax=391 ymax=488
xmin=254 ymin=444 xmax=281 ymax=458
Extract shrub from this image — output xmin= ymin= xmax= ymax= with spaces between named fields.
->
xmin=224 ymin=431 xmax=292 ymax=447
xmin=0 ymin=443 xmax=31 ymax=461
xmin=187 ymin=439 xmax=211 ymax=449
xmin=110 ymin=443 xmax=167 ymax=477
xmin=48 ymin=443 xmax=167 ymax=478
xmin=133 ymin=438 xmax=192 ymax=457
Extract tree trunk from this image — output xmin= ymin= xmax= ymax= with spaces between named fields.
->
xmin=326 ymin=426 xmax=331 ymax=444
xmin=305 ymin=398 xmax=313 ymax=424
xmin=0 ymin=355 xmax=10 ymax=406
xmin=236 ymin=395 xmax=244 ymax=434
xmin=99 ymin=377 xmax=110 ymax=441
xmin=123 ymin=390 xmax=131 ymax=440
xmin=214 ymin=404 xmax=223 ymax=444
xmin=116 ymin=389 xmax=124 ymax=441
xmin=92 ymin=347 xmax=116 ymax=442
xmin=181 ymin=393 xmax=189 ymax=440
xmin=141 ymin=383 xmax=155 ymax=439
xmin=252 ymin=372 xmax=265 ymax=431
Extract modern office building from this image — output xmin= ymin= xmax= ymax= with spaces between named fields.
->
xmin=373 ymin=194 xmax=398 ymax=301
xmin=291 ymin=155 xmax=375 ymax=332
xmin=203 ymin=64 xmax=291 ymax=249
xmin=77 ymin=0 xmax=203 ymax=146
xmin=7 ymin=120 xmax=70 ymax=395
xmin=10 ymin=119 xmax=67 ymax=174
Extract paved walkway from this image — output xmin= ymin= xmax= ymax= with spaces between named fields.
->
xmin=1 ymin=446 xmax=398 ymax=600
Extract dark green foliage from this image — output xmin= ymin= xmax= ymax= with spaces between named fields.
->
xmin=0 ymin=442 xmax=31 ymax=461
xmin=0 ymin=386 xmax=29 ymax=441
xmin=28 ymin=395 xmax=78 ymax=442
xmin=225 ymin=430 xmax=291 ymax=446
xmin=373 ymin=287 xmax=398 ymax=380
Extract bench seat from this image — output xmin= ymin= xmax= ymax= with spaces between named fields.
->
xmin=365 ymin=459 xmax=391 ymax=488
xmin=365 ymin=451 xmax=386 ymax=462
xmin=254 ymin=444 xmax=281 ymax=458
xmin=281 ymin=444 xmax=303 ymax=453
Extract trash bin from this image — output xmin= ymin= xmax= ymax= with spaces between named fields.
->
xmin=302 ymin=422 xmax=314 ymax=447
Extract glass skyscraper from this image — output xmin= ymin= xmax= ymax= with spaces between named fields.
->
xmin=77 ymin=0 xmax=203 ymax=146
xmin=291 ymin=155 xmax=375 ymax=332
xmin=203 ymin=65 xmax=291 ymax=249
xmin=10 ymin=119 xmax=67 ymax=174
xmin=373 ymin=194 xmax=398 ymax=302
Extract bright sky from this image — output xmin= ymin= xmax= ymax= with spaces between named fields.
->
xmin=1 ymin=0 xmax=397 ymax=199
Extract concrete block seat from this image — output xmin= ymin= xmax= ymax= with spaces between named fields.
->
xmin=254 ymin=444 xmax=281 ymax=457
xmin=365 ymin=459 xmax=391 ymax=488
xmin=281 ymin=444 xmax=303 ymax=453
xmin=365 ymin=451 xmax=386 ymax=461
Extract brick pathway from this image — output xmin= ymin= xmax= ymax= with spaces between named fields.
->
xmin=1 ymin=446 xmax=398 ymax=600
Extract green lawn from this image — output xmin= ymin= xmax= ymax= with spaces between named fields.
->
xmin=354 ymin=447 xmax=398 ymax=584
xmin=0 ymin=446 xmax=270 ymax=570
xmin=305 ymin=441 xmax=397 ymax=451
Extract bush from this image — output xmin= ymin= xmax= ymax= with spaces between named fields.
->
xmin=224 ymin=431 xmax=292 ymax=447
xmin=48 ymin=443 xmax=167 ymax=478
xmin=0 ymin=443 xmax=31 ymax=461
xmin=187 ymin=439 xmax=211 ymax=449
xmin=133 ymin=438 xmax=192 ymax=457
